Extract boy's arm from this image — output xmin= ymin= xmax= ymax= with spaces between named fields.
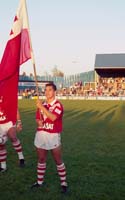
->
xmin=36 ymin=119 xmax=43 ymax=128
xmin=16 ymin=109 xmax=22 ymax=132
xmin=36 ymin=100 xmax=57 ymax=122
xmin=36 ymin=109 xmax=43 ymax=128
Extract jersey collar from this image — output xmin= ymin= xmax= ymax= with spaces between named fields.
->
xmin=47 ymin=98 xmax=57 ymax=106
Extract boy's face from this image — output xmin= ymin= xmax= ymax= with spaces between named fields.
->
xmin=45 ymin=86 xmax=55 ymax=100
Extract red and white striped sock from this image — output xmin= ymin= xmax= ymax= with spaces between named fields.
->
xmin=37 ymin=163 xmax=46 ymax=185
xmin=0 ymin=148 xmax=7 ymax=169
xmin=57 ymin=163 xmax=67 ymax=186
xmin=12 ymin=139 xmax=24 ymax=160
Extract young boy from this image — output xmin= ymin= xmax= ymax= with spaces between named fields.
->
xmin=0 ymin=97 xmax=25 ymax=172
xmin=32 ymin=83 xmax=68 ymax=193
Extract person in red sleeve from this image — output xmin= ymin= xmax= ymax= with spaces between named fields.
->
xmin=0 ymin=97 xmax=25 ymax=172
xmin=32 ymin=83 xmax=68 ymax=193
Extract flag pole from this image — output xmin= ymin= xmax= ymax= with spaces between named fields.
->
xmin=24 ymin=0 xmax=40 ymax=99
xmin=31 ymin=51 xmax=40 ymax=99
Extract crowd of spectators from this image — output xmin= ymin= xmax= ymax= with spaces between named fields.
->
xmin=18 ymin=89 xmax=43 ymax=99
xmin=18 ymin=77 xmax=125 ymax=98
xmin=95 ymin=77 xmax=125 ymax=97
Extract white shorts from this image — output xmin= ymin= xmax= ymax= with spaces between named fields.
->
xmin=34 ymin=131 xmax=61 ymax=150
xmin=0 ymin=121 xmax=13 ymax=144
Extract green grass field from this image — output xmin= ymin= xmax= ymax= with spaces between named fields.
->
xmin=0 ymin=100 xmax=125 ymax=200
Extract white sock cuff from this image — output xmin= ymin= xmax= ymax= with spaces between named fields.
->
xmin=12 ymin=139 xmax=20 ymax=146
xmin=38 ymin=163 xmax=46 ymax=168
xmin=57 ymin=163 xmax=65 ymax=169
xmin=0 ymin=149 xmax=7 ymax=155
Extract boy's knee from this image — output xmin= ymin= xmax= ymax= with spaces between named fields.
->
xmin=9 ymin=137 xmax=18 ymax=143
xmin=38 ymin=158 xmax=46 ymax=163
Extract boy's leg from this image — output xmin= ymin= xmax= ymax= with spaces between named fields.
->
xmin=7 ymin=127 xmax=25 ymax=167
xmin=51 ymin=146 xmax=68 ymax=193
xmin=0 ymin=144 xmax=7 ymax=172
xmin=31 ymin=148 xmax=48 ymax=188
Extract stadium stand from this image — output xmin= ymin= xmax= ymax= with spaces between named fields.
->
xmin=95 ymin=54 xmax=125 ymax=97
xmin=19 ymin=54 xmax=125 ymax=98
xmin=19 ymin=71 xmax=95 ymax=98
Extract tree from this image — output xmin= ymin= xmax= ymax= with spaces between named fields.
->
xmin=44 ymin=71 xmax=49 ymax=77
xmin=30 ymin=73 xmax=34 ymax=77
xmin=51 ymin=66 xmax=64 ymax=77
xmin=22 ymin=72 xmax=26 ymax=76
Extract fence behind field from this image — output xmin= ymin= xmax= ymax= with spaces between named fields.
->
xmin=18 ymin=95 xmax=125 ymax=101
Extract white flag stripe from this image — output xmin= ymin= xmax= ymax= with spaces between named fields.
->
xmin=10 ymin=0 xmax=29 ymax=40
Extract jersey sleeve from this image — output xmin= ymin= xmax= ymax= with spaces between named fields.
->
xmin=52 ymin=103 xmax=63 ymax=119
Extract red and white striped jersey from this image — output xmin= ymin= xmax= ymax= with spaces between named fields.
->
xmin=36 ymin=99 xmax=63 ymax=134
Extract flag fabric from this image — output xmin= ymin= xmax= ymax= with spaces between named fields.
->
xmin=0 ymin=0 xmax=31 ymax=124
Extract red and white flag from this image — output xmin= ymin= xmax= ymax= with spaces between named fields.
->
xmin=0 ymin=0 xmax=31 ymax=124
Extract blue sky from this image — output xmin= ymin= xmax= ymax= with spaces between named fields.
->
xmin=0 ymin=0 xmax=125 ymax=75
